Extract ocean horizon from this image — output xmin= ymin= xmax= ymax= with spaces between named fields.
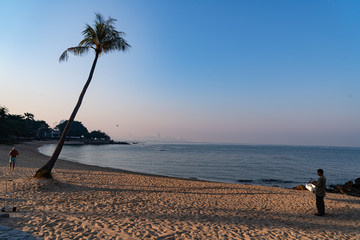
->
xmin=38 ymin=142 xmax=360 ymax=188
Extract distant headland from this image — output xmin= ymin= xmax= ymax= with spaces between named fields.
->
xmin=0 ymin=106 xmax=116 ymax=145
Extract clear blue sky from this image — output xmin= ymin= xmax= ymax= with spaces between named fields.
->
xmin=1 ymin=0 xmax=359 ymax=146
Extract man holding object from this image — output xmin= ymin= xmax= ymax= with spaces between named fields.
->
xmin=313 ymin=169 xmax=326 ymax=216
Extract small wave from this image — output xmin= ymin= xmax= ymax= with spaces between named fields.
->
xmin=260 ymin=179 xmax=294 ymax=184
xmin=237 ymin=179 xmax=253 ymax=183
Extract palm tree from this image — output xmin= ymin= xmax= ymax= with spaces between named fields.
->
xmin=35 ymin=13 xmax=130 ymax=178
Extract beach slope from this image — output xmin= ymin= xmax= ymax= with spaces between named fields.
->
xmin=0 ymin=142 xmax=359 ymax=239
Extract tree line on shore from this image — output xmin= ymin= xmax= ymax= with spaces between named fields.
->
xmin=0 ymin=106 xmax=110 ymax=144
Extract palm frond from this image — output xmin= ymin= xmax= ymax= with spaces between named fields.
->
xmin=59 ymin=50 xmax=69 ymax=62
xmin=67 ymin=46 xmax=91 ymax=56
xmin=102 ymin=37 xmax=131 ymax=53
xmin=94 ymin=12 xmax=104 ymax=25
xmin=59 ymin=47 xmax=91 ymax=62
xmin=80 ymin=25 xmax=97 ymax=46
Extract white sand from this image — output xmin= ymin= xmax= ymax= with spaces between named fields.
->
xmin=0 ymin=141 xmax=359 ymax=239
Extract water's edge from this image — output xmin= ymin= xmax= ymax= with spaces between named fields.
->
xmin=38 ymin=143 xmax=360 ymax=190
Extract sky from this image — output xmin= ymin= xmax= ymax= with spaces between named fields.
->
xmin=1 ymin=0 xmax=360 ymax=146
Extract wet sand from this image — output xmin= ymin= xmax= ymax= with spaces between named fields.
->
xmin=0 ymin=141 xmax=359 ymax=239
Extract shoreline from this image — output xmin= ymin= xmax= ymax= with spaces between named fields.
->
xmin=39 ymin=142 xmax=302 ymax=189
xmin=38 ymin=141 xmax=214 ymax=184
xmin=38 ymin=141 xmax=360 ymax=192
xmin=0 ymin=141 xmax=360 ymax=239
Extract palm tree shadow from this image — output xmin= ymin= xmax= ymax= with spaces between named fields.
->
xmin=51 ymin=175 xmax=284 ymax=194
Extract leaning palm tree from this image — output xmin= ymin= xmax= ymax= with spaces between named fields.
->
xmin=35 ymin=13 xmax=130 ymax=178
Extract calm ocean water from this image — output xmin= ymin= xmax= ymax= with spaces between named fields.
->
xmin=38 ymin=143 xmax=360 ymax=188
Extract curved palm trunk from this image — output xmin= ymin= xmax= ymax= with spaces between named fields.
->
xmin=35 ymin=52 xmax=100 ymax=178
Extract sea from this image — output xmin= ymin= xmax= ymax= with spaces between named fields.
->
xmin=38 ymin=142 xmax=360 ymax=189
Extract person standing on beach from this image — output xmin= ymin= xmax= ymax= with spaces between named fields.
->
xmin=313 ymin=169 xmax=326 ymax=216
xmin=9 ymin=147 xmax=19 ymax=170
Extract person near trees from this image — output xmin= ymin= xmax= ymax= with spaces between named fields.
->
xmin=9 ymin=147 xmax=19 ymax=170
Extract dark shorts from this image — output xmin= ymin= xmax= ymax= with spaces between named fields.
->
xmin=9 ymin=157 xmax=16 ymax=164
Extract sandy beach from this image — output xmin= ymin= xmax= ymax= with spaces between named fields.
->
xmin=0 ymin=142 xmax=359 ymax=239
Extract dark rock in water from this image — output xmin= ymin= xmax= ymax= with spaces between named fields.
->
xmin=293 ymin=185 xmax=307 ymax=191
xmin=355 ymin=178 xmax=360 ymax=184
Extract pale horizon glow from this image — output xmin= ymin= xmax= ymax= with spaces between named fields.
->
xmin=1 ymin=0 xmax=360 ymax=147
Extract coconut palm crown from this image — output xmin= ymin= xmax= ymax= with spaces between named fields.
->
xmin=60 ymin=13 xmax=130 ymax=61
xmin=35 ymin=13 xmax=130 ymax=178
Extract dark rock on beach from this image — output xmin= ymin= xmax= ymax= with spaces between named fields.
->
xmin=293 ymin=178 xmax=360 ymax=197
xmin=328 ymin=178 xmax=360 ymax=197
xmin=345 ymin=181 xmax=353 ymax=191
xmin=293 ymin=185 xmax=307 ymax=191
